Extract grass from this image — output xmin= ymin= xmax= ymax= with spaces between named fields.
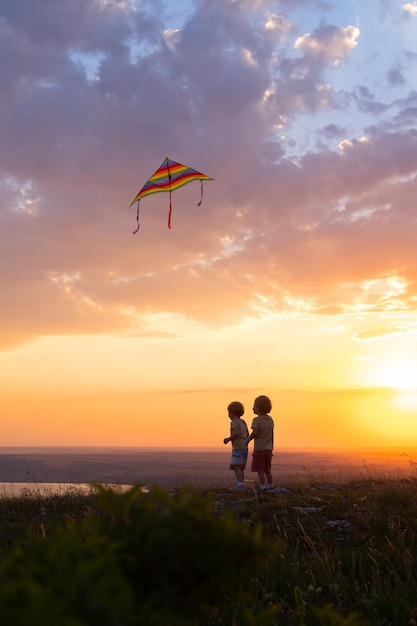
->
xmin=0 ymin=485 xmax=98 ymax=551
xmin=214 ymin=475 xmax=417 ymax=624
xmin=0 ymin=472 xmax=417 ymax=624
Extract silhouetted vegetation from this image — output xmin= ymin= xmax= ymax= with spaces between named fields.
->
xmin=0 ymin=477 xmax=416 ymax=624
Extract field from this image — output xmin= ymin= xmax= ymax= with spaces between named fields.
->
xmin=0 ymin=467 xmax=417 ymax=624
xmin=0 ymin=446 xmax=414 ymax=490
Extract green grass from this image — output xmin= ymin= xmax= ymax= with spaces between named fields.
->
xmin=216 ymin=478 xmax=417 ymax=624
xmin=0 ymin=477 xmax=416 ymax=624
xmin=0 ymin=485 xmax=98 ymax=551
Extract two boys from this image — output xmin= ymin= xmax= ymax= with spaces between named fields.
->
xmin=223 ymin=395 xmax=274 ymax=491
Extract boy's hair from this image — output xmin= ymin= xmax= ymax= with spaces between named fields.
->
xmin=253 ymin=395 xmax=272 ymax=415
xmin=227 ymin=401 xmax=245 ymax=417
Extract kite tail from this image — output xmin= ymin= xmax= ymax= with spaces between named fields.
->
xmin=167 ymin=160 xmax=172 ymax=229
xmin=133 ymin=200 xmax=141 ymax=234
xmin=168 ymin=190 xmax=172 ymax=229
xmin=197 ymin=180 xmax=204 ymax=206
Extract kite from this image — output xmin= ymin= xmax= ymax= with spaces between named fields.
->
xmin=129 ymin=157 xmax=213 ymax=232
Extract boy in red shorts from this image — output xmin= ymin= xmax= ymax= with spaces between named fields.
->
xmin=246 ymin=395 xmax=274 ymax=492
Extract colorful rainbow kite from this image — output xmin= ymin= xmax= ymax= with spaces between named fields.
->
xmin=129 ymin=157 xmax=214 ymax=232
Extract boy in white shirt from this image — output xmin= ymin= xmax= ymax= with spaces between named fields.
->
xmin=223 ymin=401 xmax=249 ymax=489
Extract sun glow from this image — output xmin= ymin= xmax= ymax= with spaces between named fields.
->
xmin=391 ymin=391 xmax=417 ymax=412
xmin=365 ymin=356 xmax=417 ymax=392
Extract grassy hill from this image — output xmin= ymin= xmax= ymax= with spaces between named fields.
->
xmin=0 ymin=476 xmax=416 ymax=624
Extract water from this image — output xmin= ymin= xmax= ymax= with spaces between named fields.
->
xmin=0 ymin=482 xmax=95 ymax=497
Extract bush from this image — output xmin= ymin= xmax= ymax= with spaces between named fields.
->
xmin=0 ymin=485 xmax=280 ymax=625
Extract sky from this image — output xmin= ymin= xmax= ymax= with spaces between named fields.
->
xmin=1 ymin=0 xmax=417 ymax=450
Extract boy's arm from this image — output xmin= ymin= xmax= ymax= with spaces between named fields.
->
xmin=245 ymin=426 xmax=259 ymax=445
xmin=224 ymin=423 xmax=237 ymax=445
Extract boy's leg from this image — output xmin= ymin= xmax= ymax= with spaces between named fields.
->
xmin=258 ymin=470 xmax=266 ymax=489
xmin=235 ymin=468 xmax=244 ymax=483
xmin=252 ymin=452 xmax=266 ymax=490
xmin=229 ymin=467 xmax=244 ymax=488
xmin=231 ymin=451 xmax=246 ymax=487
xmin=265 ymin=452 xmax=273 ymax=488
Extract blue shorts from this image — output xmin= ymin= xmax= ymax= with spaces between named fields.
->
xmin=230 ymin=449 xmax=248 ymax=469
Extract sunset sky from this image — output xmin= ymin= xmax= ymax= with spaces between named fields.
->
xmin=1 ymin=0 xmax=417 ymax=450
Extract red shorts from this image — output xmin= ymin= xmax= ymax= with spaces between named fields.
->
xmin=251 ymin=450 xmax=273 ymax=473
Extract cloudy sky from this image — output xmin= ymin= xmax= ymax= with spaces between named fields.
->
xmin=1 ymin=0 xmax=417 ymax=449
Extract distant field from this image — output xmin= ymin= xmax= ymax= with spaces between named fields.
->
xmin=0 ymin=446 xmax=416 ymax=495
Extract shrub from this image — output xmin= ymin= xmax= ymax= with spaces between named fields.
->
xmin=0 ymin=485 xmax=280 ymax=625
